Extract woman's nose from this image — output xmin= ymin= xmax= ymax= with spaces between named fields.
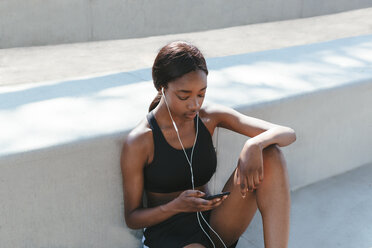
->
xmin=188 ymin=97 xmax=200 ymax=110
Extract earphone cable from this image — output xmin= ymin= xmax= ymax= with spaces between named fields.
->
xmin=162 ymin=89 xmax=227 ymax=248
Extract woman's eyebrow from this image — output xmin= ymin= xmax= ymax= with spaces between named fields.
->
xmin=177 ymin=87 xmax=207 ymax=93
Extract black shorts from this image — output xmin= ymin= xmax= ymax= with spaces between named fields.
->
xmin=143 ymin=210 xmax=238 ymax=248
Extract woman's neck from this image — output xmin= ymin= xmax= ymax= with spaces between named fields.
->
xmin=153 ymin=101 xmax=193 ymax=129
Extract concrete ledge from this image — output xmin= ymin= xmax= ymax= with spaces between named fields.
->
xmin=212 ymin=79 xmax=372 ymax=192
xmin=1 ymin=0 xmax=372 ymax=48
xmin=2 ymin=7 xmax=372 ymax=87
xmin=1 ymin=35 xmax=372 ymax=247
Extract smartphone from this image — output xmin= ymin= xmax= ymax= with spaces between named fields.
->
xmin=202 ymin=191 xmax=230 ymax=200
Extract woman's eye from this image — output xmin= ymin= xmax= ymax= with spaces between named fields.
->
xmin=178 ymin=96 xmax=189 ymax=100
xmin=177 ymin=94 xmax=204 ymax=100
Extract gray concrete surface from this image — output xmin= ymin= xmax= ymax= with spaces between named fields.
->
xmin=1 ymin=0 xmax=372 ymax=48
xmin=1 ymin=7 xmax=372 ymax=87
xmin=0 ymin=34 xmax=371 ymax=247
xmin=237 ymin=162 xmax=372 ymax=248
xmin=2 ymin=34 xmax=371 ymax=186
xmin=1 ymin=8 xmax=372 ymax=248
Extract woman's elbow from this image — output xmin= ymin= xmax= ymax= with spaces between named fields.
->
xmin=125 ymin=222 xmax=138 ymax=230
xmin=124 ymin=212 xmax=138 ymax=229
xmin=125 ymin=216 xmax=140 ymax=230
xmin=277 ymin=126 xmax=296 ymax=146
xmin=288 ymin=127 xmax=297 ymax=144
xmin=124 ymin=216 xmax=133 ymax=229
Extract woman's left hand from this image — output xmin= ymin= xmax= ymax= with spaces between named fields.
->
xmin=235 ymin=140 xmax=264 ymax=197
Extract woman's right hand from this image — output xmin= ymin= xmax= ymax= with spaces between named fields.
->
xmin=169 ymin=190 xmax=227 ymax=213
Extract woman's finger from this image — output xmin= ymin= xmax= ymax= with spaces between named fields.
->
xmin=247 ymin=174 xmax=255 ymax=192
xmin=194 ymin=196 xmax=210 ymax=204
xmin=194 ymin=198 xmax=220 ymax=211
xmin=240 ymin=176 xmax=249 ymax=198
xmin=204 ymin=198 xmax=224 ymax=210
xmin=259 ymin=165 xmax=264 ymax=182
xmin=240 ymin=176 xmax=248 ymax=197
xmin=208 ymin=197 xmax=222 ymax=207
xmin=207 ymin=195 xmax=228 ymax=206
xmin=253 ymin=171 xmax=261 ymax=188
xmin=234 ymin=166 xmax=241 ymax=185
xmin=186 ymin=190 xmax=205 ymax=198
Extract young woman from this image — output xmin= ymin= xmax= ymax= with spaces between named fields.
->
xmin=121 ymin=41 xmax=296 ymax=248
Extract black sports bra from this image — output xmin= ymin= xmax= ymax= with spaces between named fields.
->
xmin=144 ymin=111 xmax=217 ymax=193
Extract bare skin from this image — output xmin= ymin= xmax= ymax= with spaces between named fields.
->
xmin=121 ymin=70 xmax=296 ymax=248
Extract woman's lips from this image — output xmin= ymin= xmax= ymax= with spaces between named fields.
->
xmin=185 ymin=112 xmax=197 ymax=118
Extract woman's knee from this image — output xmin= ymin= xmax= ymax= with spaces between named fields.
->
xmin=263 ymin=144 xmax=284 ymax=162
xmin=260 ymin=145 xmax=290 ymax=194
xmin=262 ymin=144 xmax=288 ymax=173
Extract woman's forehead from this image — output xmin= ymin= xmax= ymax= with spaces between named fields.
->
xmin=170 ymin=70 xmax=207 ymax=90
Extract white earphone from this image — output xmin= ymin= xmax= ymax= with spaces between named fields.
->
xmin=161 ymin=87 xmax=227 ymax=248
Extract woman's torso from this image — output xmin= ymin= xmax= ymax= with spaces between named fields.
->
xmin=144 ymin=109 xmax=217 ymax=208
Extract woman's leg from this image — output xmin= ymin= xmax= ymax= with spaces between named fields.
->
xmin=208 ymin=144 xmax=290 ymax=248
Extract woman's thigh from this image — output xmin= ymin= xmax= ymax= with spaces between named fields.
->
xmin=208 ymin=144 xmax=286 ymax=246
xmin=208 ymin=168 xmax=258 ymax=246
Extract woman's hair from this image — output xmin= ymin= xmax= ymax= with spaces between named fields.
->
xmin=149 ymin=41 xmax=209 ymax=112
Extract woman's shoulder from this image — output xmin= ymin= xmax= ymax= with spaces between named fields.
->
xmin=120 ymin=118 xmax=153 ymax=181
xmin=201 ymin=103 xmax=235 ymax=115
xmin=200 ymin=103 xmax=235 ymax=123
xmin=199 ymin=103 xmax=234 ymax=132
xmin=122 ymin=118 xmax=153 ymax=158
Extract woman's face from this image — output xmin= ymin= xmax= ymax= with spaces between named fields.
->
xmin=163 ymin=70 xmax=207 ymax=120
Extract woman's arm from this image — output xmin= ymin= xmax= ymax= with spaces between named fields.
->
xmin=207 ymin=104 xmax=296 ymax=148
xmin=248 ymin=126 xmax=296 ymax=150
xmin=121 ymin=129 xmax=176 ymax=229
xmin=205 ymin=104 xmax=296 ymax=196
xmin=121 ymin=125 xmax=224 ymax=229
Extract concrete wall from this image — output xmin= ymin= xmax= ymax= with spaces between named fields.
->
xmin=1 ymin=0 xmax=372 ymax=48
xmin=0 ymin=134 xmax=143 ymax=248
xmin=1 ymin=33 xmax=371 ymax=247
xmin=1 ymin=80 xmax=371 ymax=247
xmin=212 ymin=80 xmax=372 ymax=193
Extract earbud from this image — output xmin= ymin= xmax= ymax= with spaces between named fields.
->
xmin=162 ymin=87 xmax=178 ymax=132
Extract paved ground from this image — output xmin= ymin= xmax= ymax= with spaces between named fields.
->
xmin=1 ymin=7 xmax=372 ymax=87
xmin=238 ymin=162 xmax=372 ymax=248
